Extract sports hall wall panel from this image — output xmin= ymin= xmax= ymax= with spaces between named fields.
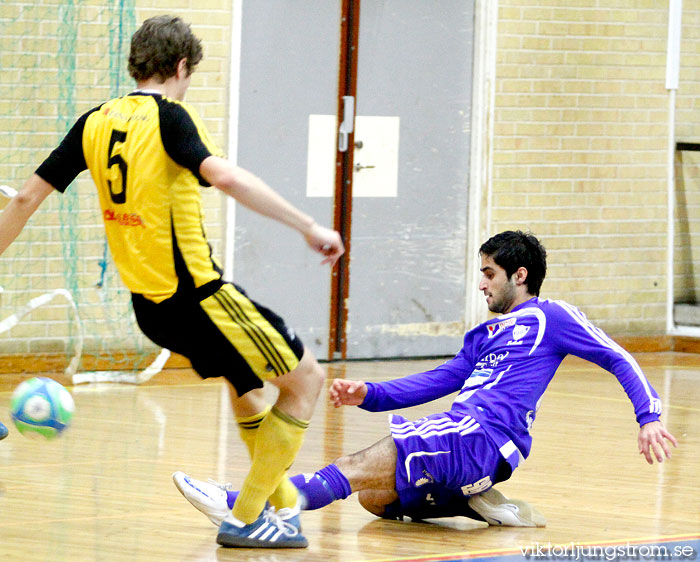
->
xmin=674 ymin=5 xmax=700 ymax=308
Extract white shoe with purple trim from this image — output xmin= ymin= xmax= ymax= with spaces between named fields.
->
xmin=172 ymin=471 xmax=232 ymax=526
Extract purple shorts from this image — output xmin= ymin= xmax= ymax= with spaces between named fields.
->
xmin=390 ymin=410 xmax=509 ymax=513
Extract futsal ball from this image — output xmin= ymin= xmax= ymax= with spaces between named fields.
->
xmin=10 ymin=377 xmax=75 ymax=439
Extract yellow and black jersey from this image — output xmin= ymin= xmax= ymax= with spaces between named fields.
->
xmin=36 ymin=92 xmax=224 ymax=302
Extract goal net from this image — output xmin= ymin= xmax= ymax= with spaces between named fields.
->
xmin=0 ymin=1 xmax=169 ymax=382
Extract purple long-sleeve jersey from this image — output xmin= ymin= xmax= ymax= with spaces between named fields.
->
xmin=360 ymin=297 xmax=662 ymax=470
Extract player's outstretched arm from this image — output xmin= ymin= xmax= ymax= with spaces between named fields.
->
xmin=200 ymin=156 xmax=344 ymax=265
xmin=329 ymin=379 xmax=367 ymax=408
xmin=0 ymin=175 xmax=54 ymax=257
xmin=638 ymin=420 xmax=678 ymax=465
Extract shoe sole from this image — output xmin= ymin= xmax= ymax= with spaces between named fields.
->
xmin=217 ymin=531 xmax=308 ymax=548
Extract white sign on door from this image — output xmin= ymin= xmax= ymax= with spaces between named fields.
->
xmin=306 ymin=114 xmax=400 ymax=198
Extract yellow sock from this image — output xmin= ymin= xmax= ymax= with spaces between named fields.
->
xmin=236 ymin=405 xmax=296 ymax=510
xmin=232 ymin=406 xmax=308 ymax=524
xmin=268 ymin=476 xmax=298 ymax=510
xmin=236 ymin=405 xmax=271 ymax=459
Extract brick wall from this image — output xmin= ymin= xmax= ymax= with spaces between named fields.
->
xmin=492 ymin=1 xmax=676 ymax=334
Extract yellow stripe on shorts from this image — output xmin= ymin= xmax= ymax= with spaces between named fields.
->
xmin=199 ymin=284 xmax=300 ymax=379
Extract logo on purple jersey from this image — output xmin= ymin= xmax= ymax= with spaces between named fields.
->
xmin=486 ymin=317 xmax=516 ymax=338
xmin=513 ymin=324 xmax=530 ymax=341
xmin=474 ymin=351 xmax=509 ymax=371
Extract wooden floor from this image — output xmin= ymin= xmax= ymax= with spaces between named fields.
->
xmin=0 ymin=352 xmax=698 ymax=561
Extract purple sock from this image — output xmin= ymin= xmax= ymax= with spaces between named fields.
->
xmin=290 ymin=464 xmax=352 ymax=510
xmin=226 ymin=490 xmax=238 ymax=509
xmin=225 ymin=464 xmax=352 ymax=511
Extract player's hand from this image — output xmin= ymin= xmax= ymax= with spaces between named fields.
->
xmin=638 ymin=420 xmax=678 ymax=464
xmin=329 ymin=378 xmax=367 ymax=408
xmin=303 ymin=223 xmax=344 ymax=266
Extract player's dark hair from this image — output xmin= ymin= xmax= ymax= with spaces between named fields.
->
xmin=479 ymin=231 xmax=547 ymax=296
xmin=128 ymin=16 xmax=203 ymax=82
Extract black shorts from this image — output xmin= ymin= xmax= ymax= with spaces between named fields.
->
xmin=132 ymin=282 xmax=305 ymax=396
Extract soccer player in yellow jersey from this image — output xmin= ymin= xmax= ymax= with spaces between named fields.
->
xmin=0 ymin=15 xmax=344 ymax=548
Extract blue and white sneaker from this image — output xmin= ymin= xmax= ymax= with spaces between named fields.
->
xmin=0 ymin=421 xmax=8 ymax=440
xmin=172 ymin=472 xmax=232 ymax=526
xmin=217 ymin=504 xmax=308 ymax=548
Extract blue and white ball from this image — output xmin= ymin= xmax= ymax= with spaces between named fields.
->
xmin=10 ymin=377 xmax=74 ymax=439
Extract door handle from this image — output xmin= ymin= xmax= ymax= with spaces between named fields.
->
xmin=338 ymin=95 xmax=355 ymax=152
xmin=354 ymin=163 xmax=375 ymax=172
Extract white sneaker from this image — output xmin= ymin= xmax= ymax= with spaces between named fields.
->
xmin=467 ymin=487 xmax=546 ymax=527
xmin=172 ymin=471 xmax=232 ymax=526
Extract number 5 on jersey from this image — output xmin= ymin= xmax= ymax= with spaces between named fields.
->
xmin=107 ymin=129 xmax=127 ymax=204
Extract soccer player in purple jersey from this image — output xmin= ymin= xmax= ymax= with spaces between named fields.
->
xmin=175 ymin=230 xmax=678 ymax=527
